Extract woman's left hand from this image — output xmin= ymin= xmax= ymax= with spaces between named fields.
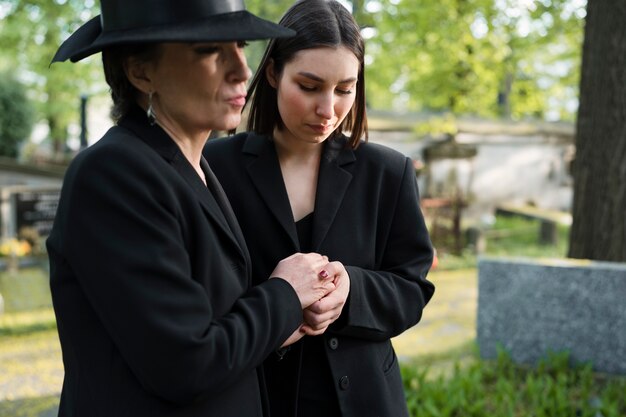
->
xmin=302 ymin=261 xmax=350 ymax=336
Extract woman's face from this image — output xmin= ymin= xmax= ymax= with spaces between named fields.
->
xmin=269 ymin=46 xmax=360 ymax=146
xmin=145 ymin=42 xmax=251 ymax=135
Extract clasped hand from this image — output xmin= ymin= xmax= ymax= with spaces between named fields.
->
xmin=281 ymin=259 xmax=350 ymax=347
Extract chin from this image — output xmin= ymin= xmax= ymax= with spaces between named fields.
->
xmin=215 ymin=117 xmax=242 ymax=132
xmin=309 ymin=134 xmax=331 ymax=144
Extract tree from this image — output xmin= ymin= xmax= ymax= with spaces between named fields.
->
xmin=568 ymin=0 xmax=626 ymax=262
xmin=0 ymin=72 xmax=34 ymax=157
xmin=244 ymin=0 xmax=296 ymax=71
xmin=0 ymin=0 xmax=102 ymax=159
xmin=364 ymin=0 xmax=585 ymax=120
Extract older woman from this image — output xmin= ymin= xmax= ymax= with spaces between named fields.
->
xmin=204 ymin=1 xmax=435 ymax=416
xmin=47 ymin=1 xmax=346 ymax=416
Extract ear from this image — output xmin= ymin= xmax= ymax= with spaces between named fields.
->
xmin=124 ymin=57 xmax=154 ymax=94
xmin=265 ymin=59 xmax=278 ymax=89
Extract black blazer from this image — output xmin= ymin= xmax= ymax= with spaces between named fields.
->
xmin=204 ymin=133 xmax=435 ymax=417
xmin=46 ymin=108 xmax=303 ymax=417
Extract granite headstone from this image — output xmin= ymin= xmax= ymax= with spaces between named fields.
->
xmin=477 ymin=257 xmax=626 ymax=375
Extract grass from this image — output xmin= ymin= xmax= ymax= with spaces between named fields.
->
xmin=0 ymin=267 xmax=53 ymax=313
xmin=0 ymin=395 xmax=59 ymax=417
xmin=0 ymin=267 xmax=61 ymax=416
xmin=0 ymin=329 xmax=62 ymax=415
xmin=483 ymin=215 xmax=570 ymax=259
xmin=0 ymin=309 xmax=57 ymax=336
xmin=402 ymin=349 xmax=626 ymax=417
xmin=432 ymin=214 xmax=572 ymax=271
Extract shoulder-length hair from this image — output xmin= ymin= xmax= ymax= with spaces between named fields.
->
xmin=246 ymin=0 xmax=368 ymax=148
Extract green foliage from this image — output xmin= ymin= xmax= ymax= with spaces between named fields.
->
xmin=413 ymin=113 xmax=458 ymax=138
xmin=241 ymin=0 xmax=296 ymax=71
xmin=0 ymin=0 xmax=103 ymax=156
xmin=0 ymin=0 xmax=588 ymax=161
xmin=0 ymin=73 xmax=34 ymax=157
xmin=364 ymin=0 xmax=585 ymax=120
xmin=401 ymin=348 xmax=626 ymax=417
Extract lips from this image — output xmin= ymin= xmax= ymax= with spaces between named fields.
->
xmin=307 ymin=123 xmax=334 ymax=134
xmin=226 ymin=95 xmax=246 ymax=106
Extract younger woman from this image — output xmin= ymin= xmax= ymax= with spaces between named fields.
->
xmin=205 ymin=1 xmax=435 ymax=416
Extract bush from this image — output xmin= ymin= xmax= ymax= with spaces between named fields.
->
xmin=402 ymin=349 xmax=626 ymax=417
xmin=0 ymin=72 xmax=35 ymax=158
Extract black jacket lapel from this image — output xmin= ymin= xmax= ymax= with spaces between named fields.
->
xmin=312 ymin=138 xmax=355 ymax=251
xmin=171 ymin=153 xmax=244 ymax=256
xmin=118 ymin=107 xmax=247 ymax=264
xmin=243 ymin=135 xmax=300 ymax=249
xmin=201 ymin=157 xmax=252 ymax=270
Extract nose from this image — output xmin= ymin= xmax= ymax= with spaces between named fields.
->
xmin=316 ymin=91 xmax=334 ymax=120
xmin=226 ymin=43 xmax=252 ymax=84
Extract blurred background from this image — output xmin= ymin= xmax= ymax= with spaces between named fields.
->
xmin=0 ymin=1 xmax=624 ymax=416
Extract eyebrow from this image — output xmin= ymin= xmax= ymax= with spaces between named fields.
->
xmin=298 ymin=71 xmax=357 ymax=84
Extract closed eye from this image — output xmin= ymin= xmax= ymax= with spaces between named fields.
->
xmin=299 ymin=84 xmax=317 ymax=92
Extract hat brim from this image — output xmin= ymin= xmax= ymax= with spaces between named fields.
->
xmin=52 ymin=11 xmax=294 ymax=63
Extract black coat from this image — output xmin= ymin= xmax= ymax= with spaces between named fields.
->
xmin=46 ymin=108 xmax=303 ymax=417
xmin=204 ymin=133 xmax=435 ymax=417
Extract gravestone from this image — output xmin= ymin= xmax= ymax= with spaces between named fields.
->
xmin=0 ymin=186 xmax=60 ymax=239
xmin=13 ymin=188 xmax=60 ymax=237
xmin=477 ymin=257 xmax=626 ymax=375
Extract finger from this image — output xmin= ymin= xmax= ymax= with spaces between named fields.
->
xmin=301 ymin=324 xmax=329 ymax=336
xmin=321 ymin=261 xmax=344 ymax=280
xmin=321 ymin=281 xmax=336 ymax=294
xmin=318 ymin=293 xmax=343 ymax=310
xmin=303 ymin=309 xmax=336 ymax=327
xmin=306 ymin=300 xmax=324 ymax=315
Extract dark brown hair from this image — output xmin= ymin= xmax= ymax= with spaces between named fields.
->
xmin=246 ymin=0 xmax=368 ymax=148
xmin=102 ymin=44 xmax=162 ymax=122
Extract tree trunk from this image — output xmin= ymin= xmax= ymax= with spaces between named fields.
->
xmin=568 ymin=0 xmax=626 ymax=261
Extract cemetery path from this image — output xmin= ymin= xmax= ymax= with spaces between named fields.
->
xmin=392 ymin=268 xmax=477 ymax=360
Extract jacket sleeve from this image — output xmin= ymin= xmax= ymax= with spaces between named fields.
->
xmin=331 ymin=156 xmax=435 ymax=341
xmin=52 ymin=142 xmax=302 ymax=405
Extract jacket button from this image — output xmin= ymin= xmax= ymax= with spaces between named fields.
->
xmin=339 ymin=376 xmax=350 ymax=390
xmin=328 ymin=337 xmax=339 ymax=350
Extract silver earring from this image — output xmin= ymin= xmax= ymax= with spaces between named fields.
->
xmin=147 ymin=92 xmax=156 ymax=125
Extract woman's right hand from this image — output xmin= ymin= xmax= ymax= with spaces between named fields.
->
xmin=270 ymin=252 xmax=335 ymax=309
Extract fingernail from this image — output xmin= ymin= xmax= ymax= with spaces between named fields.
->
xmin=319 ymin=270 xmax=329 ymax=279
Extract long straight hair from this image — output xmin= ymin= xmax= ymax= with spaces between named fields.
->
xmin=246 ymin=0 xmax=368 ymax=148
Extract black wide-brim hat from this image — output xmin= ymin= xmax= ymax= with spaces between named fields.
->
xmin=52 ymin=0 xmax=295 ymax=63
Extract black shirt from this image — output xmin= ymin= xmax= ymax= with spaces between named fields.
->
xmin=295 ymin=213 xmax=341 ymax=417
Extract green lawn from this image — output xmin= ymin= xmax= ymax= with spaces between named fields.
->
xmin=0 ymin=267 xmax=52 ymax=313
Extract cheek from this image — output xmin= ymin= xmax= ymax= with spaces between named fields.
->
xmin=278 ymin=86 xmax=309 ymax=119
xmin=335 ymin=97 xmax=356 ymax=121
